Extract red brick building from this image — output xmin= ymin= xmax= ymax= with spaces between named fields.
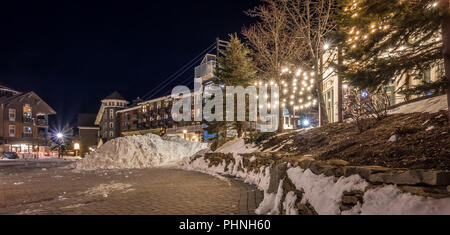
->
xmin=0 ymin=85 xmax=56 ymax=154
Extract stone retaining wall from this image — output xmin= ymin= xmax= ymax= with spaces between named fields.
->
xmin=183 ymin=152 xmax=450 ymax=215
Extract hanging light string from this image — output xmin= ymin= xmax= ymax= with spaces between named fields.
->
xmin=253 ymin=66 xmax=318 ymax=112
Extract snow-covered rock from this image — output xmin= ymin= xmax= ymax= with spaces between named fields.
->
xmin=389 ymin=135 xmax=398 ymax=142
xmin=74 ymin=134 xmax=208 ymax=170
xmin=215 ymin=139 xmax=259 ymax=154
xmin=389 ymin=95 xmax=448 ymax=114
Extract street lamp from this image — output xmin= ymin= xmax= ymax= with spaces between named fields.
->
xmin=183 ymin=129 xmax=187 ymax=140
xmin=56 ymin=133 xmax=64 ymax=159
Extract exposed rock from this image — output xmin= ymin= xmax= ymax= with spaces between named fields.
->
xmin=296 ymin=202 xmax=318 ymax=215
xmin=289 ymin=155 xmax=315 ymax=169
xmin=344 ymin=166 xmax=393 ymax=180
xmin=339 ymin=204 xmax=353 ymax=212
xmin=342 ymin=196 xmax=360 ymax=204
xmin=267 ymin=163 xmax=287 ymax=194
xmin=327 ymin=159 xmax=349 ymax=166
xmin=399 ymin=186 xmax=450 ymax=199
xmin=369 ymin=170 xmax=450 ymax=186
xmin=309 ymin=161 xmax=335 ymax=176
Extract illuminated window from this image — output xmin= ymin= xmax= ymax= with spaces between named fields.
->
xmin=23 ymin=126 xmax=32 ymax=137
xmin=109 ymin=131 xmax=114 ymax=137
xmin=23 ymin=104 xmax=32 ymax=118
xmin=9 ymin=125 xmax=15 ymax=137
xmin=9 ymin=109 xmax=16 ymax=121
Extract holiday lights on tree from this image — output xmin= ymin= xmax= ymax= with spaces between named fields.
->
xmin=335 ymin=0 xmax=445 ymax=95
xmin=254 ymin=65 xmax=318 ymax=113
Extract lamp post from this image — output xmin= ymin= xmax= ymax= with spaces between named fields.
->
xmin=56 ymin=133 xmax=63 ymax=159
xmin=183 ymin=129 xmax=187 ymax=140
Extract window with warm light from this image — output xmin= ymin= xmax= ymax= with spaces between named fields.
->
xmin=9 ymin=109 xmax=16 ymax=121
xmin=23 ymin=104 xmax=32 ymax=118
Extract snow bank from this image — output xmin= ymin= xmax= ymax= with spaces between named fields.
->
xmin=287 ymin=167 xmax=450 ymax=215
xmin=389 ymin=95 xmax=448 ymax=114
xmin=287 ymin=167 xmax=368 ymax=215
xmin=360 ymin=185 xmax=450 ymax=215
xmin=215 ymin=139 xmax=259 ymax=154
xmin=74 ymin=134 xmax=208 ymax=170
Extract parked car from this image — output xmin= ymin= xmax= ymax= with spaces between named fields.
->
xmin=3 ymin=152 xmax=19 ymax=160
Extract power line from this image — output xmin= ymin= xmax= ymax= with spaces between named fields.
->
xmin=141 ymin=42 xmax=216 ymax=100
xmin=143 ymin=44 xmax=217 ymax=100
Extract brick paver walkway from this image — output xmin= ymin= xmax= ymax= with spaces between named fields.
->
xmin=0 ymin=162 xmax=263 ymax=215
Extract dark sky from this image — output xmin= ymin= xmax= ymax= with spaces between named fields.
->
xmin=0 ymin=0 xmax=259 ymax=128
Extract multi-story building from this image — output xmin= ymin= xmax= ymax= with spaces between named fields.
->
xmin=94 ymin=91 xmax=128 ymax=145
xmin=117 ymin=94 xmax=203 ymax=142
xmin=115 ymin=54 xmax=217 ymax=142
xmin=0 ymin=84 xmax=56 ymax=154
xmin=322 ymin=51 xmax=445 ymax=123
xmin=77 ymin=113 xmax=99 ymax=157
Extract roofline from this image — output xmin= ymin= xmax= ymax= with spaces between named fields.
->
xmin=2 ymin=91 xmax=56 ymax=114
xmin=78 ymin=126 xmax=100 ymax=130
xmin=117 ymin=106 xmax=140 ymax=113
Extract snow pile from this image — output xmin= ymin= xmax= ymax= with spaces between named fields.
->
xmin=287 ymin=167 xmax=368 ymax=215
xmin=75 ymin=134 xmax=208 ymax=170
xmin=359 ymin=185 xmax=450 ymax=215
xmin=287 ymin=167 xmax=450 ymax=215
xmin=215 ymin=139 xmax=259 ymax=154
xmin=256 ymin=180 xmax=285 ymax=215
xmin=389 ymin=95 xmax=448 ymax=114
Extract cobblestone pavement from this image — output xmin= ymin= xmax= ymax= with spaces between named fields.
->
xmin=0 ymin=162 xmax=263 ymax=215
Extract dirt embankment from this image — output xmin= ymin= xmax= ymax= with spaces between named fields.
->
xmin=261 ymin=111 xmax=450 ymax=170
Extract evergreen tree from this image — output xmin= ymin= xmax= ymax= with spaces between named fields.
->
xmin=334 ymin=0 xmax=448 ymax=97
xmin=205 ymin=33 xmax=257 ymax=141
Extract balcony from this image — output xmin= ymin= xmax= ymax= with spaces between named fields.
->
xmin=36 ymin=118 xmax=48 ymax=126
xmin=23 ymin=117 xmax=33 ymax=124
xmin=195 ymin=60 xmax=216 ymax=79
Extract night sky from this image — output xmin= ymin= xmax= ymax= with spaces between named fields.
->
xmin=0 ymin=0 xmax=259 ymax=128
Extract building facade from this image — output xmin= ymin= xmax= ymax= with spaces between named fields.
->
xmin=77 ymin=113 xmax=99 ymax=157
xmin=321 ymin=52 xmax=445 ymax=123
xmin=117 ymin=94 xmax=203 ymax=142
xmin=0 ymin=85 xmax=56 ymax=154
xmin=94 ymin=91 xmax=128 ymax=144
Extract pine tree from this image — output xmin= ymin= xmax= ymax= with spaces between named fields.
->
xmin=334 ymin=0 xmax=448 ymax=97
xmin=205 ymin=33 xmax=257 ymax=141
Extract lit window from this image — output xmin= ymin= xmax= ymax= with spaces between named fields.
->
xmin=23 ymin=104 xmax=32 ymax=118
xmin=109 ymin=131 xmax=114 ymax=137
xmin=9 ymin=125 xmax=15 ymax=137
xmin=23 ymin=126 xmax=32 ymax=136
xmin=9 ymin=109 xmax=16 ymax=121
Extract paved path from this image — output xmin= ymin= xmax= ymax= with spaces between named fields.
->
xmin=0 ymin=162 xmax=263 ymax=215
